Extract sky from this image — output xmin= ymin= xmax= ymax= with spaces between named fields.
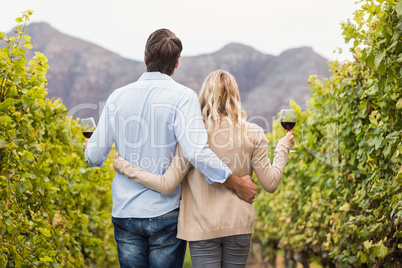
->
xmin=1 ymin=0 xmax=361 ymax=62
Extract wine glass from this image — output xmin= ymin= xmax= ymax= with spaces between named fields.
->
xmin=81 ymin=117 xmax=96 ymax=138
xmin=280 ymin=109 xmax=296 ymax=151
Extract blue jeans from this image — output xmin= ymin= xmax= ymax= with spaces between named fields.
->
xmin=112 ymin=209 xmax=186 ymax=268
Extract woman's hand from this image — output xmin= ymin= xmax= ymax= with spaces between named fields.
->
xmin=284 ymin=131 xmax=295 ymax=147
xmin=113 ymin=155 xmax=124 ymax=174
xmin=113 ymin=155 xmax=119 ymax=166
xmin=83 ymin=138 xmax=89 ymax=151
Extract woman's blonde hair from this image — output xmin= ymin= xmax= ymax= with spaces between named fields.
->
xmin=199 ymin=70 xmax=248 ymax=149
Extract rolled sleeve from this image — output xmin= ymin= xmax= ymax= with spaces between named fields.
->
xmin=84 ymin=101 xmax=114 ymax=167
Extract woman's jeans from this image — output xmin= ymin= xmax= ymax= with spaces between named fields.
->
xmin=189 ymin=234 xmax=252 ymax=268
xmin=112 ymin=209 xmax=186 ymax=268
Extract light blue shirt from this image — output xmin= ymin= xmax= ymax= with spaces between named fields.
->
xmin=85 ymin=72 xmax=233 ymax=218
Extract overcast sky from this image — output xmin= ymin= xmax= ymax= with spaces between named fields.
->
xmin=1 ymin=0 xmax=360 ymax=62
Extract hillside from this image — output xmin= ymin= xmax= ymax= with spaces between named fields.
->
xmin=19 ymin=22 xmax=331 ymax=124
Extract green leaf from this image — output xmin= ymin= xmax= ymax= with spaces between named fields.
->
xmin=374 ymin=51 xmax=386 ymax=68
xmin=359 ymin=229 xmax=370 ymax=239
xmin=347 ymin=256 xmax=358 ymax=264
xmin=383 ymin=144 xmax=392 ymax=158
xmin=369 ymin=111 xmax=379 ymax=125
xmin=358 ymin=251 xmax=368 ymax=263
xmin=374 ymin=137 xmax=382 ymax=150
xmin=39 ymin=256 xmax=53 ymax=262
xmin=366 ymin=83 xmax=379 ymax=96
xmin=387 ymin=41 xmax=398 ymax=52
xmin=340 ymin=203 xmax=350 ymax=212
xmin=367 ymin=137 xmax=377 ymax=147
xmin=38 ymin=227 xmax=52 ymax=237
xmin=18 ymin=183 xmax=29 ymax=194
xmin=0 ymin=98 xmax=15 ymax=111
xmin=365 ymin=51 xmax=375 ymax=68
xmin=373 ymin=240 xmax=389 ymax=259
xmin=396 ymin=98 xmax=402 ymax=109
xmin=394 ymin=231 xmax=402 ymax=238
xmin=364 ymin=240 xmax=373 ymax=249
xmin=397 ymin=53 xmax=402 ymax=63
xmin=5 ymin=219 xmax=13 ymax=227
xmin=23 ymin=43 xmax=33 ymax=49
xmin=397 ymin=20 xmax=402 ymax=34
xmin=395 ymin=1 xmax=402 ymax=17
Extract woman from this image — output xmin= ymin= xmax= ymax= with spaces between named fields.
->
xmin=113 ymin=70 xmax=294 ymax=267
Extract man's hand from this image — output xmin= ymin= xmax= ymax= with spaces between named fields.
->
xmin=223 ymin=174 xmax=258 ymax=204
xmin=237 ymin=175 xmax=258 ymax=203
xmin=83 ymin=138 xmax=89 ymax=151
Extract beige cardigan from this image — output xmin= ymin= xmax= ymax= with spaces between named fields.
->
xmin=113 ymin=118 xmax=292 ymax=241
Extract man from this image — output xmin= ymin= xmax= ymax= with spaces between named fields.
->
xmin=84 ymin=28 xmax=257 ymax=268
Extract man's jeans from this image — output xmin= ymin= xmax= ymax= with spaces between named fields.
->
xmin=112 ymin=209 xmax=186 ymax=268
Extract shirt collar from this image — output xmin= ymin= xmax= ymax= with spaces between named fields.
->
xmin=139 ymin=72 xmax=173 ymax=81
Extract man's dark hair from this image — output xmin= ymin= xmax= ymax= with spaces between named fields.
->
xmin=144 ymin=29 xmax=183 ymax=76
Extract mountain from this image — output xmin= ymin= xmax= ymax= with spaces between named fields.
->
xmin=22 ymin=22 xmax=145 ymax=120
xmin=17 ymin=22 xmax=331 ymax=126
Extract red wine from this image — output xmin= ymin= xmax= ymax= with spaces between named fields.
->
xmin=281 ymin=122 xmax=296 ymax=131
xmin=82 ymin=131 xmax=93 ymax=138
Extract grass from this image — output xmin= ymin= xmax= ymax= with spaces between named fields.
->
xmin=183 ymin=243 xmax=192 ymax=268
